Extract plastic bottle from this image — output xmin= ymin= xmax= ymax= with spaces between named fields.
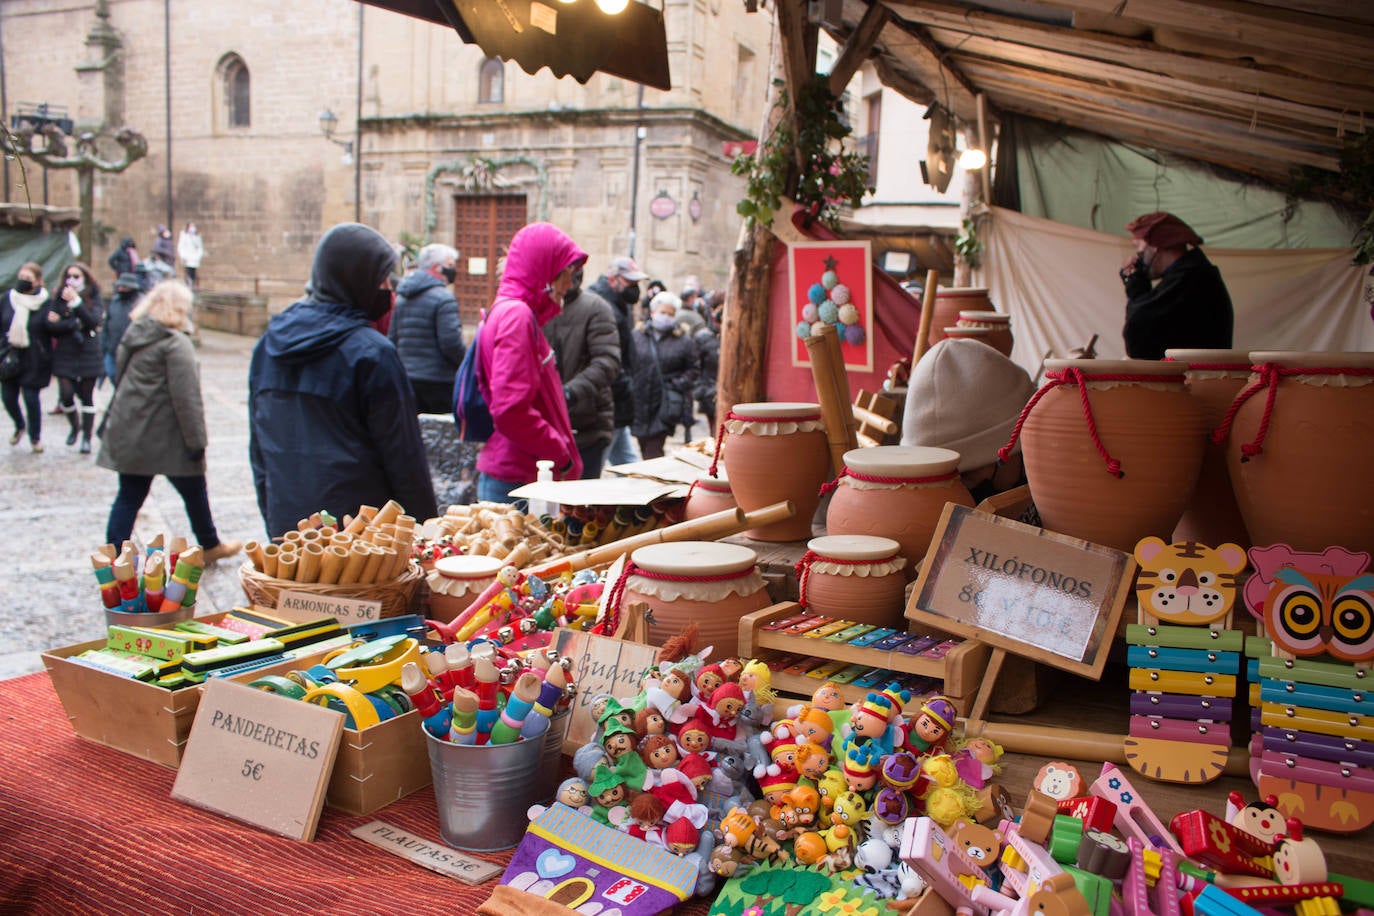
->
xmin=528 ymin=459 xmax=556 ymax=519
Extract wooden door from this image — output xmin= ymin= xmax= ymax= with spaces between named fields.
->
xmin=452 ymin=194 xmax=528 ymax=327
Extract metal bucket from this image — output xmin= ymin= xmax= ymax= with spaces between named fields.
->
xmin=105 ymin=604 xmax=196 ymax=627
xmin=426 ymin=726 xmax=550 ymax=851
xmin=531 ymin=709 xmax=572 ymax=807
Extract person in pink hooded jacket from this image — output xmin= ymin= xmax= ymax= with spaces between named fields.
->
xmin=475 ymin=222 xmax=588 ymax=502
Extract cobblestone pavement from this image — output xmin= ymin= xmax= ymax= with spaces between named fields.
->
xmin=0 ymin=328 xmax=715 ymax=680
xmin=0 ymin=329 xmax=265 ymax=680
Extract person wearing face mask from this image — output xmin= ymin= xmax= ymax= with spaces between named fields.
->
xmin=48 ymin=262 xmax=105 ymax=453
xmin=474 ymin=222 xmax=587 ymax=503
xmin=248 ymin=222 xmax=436 ymax=537
xmin=389 ymin=243 xmax=465 ymax=415
xmin=177 ymin=223 xmax=204 ymax=290
xmin=2 ymin=262 xmax=56 ymax=452
xmin=629 ymin=291 xmax=699 ymax=460
xmin=1120 ymin=211 xmax=1233 ymax=360
xmin=543 ymin=266 xmax=621 ymax=478
xmin=588 ymin=256 xmax=648 ymax=467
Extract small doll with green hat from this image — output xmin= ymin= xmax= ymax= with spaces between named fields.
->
xmin=589 ymin=763 xmax=633 ymax=828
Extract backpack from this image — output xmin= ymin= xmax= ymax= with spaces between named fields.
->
xmin=452 ymin=318 xmax=493 ymax=442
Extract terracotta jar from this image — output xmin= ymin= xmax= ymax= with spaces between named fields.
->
xmin=941 ymin=326 xmax=1001 ymax=353
xmin=720 ymin=402 xmax=830 ymax=542
xmin=426 ymin=554 xmax=505 ymax=623
xmin=797 ymin=535 xmax=907 ymax=628
xmin=1165 ymin=349 xmax=1254 ymax=549
xmin=956 ymin=310 xmax=1014 ymax=358
xmin=824 ymin=445 xmax=974 ymax=575
xmin=1012 ymin=359 xmax=1205 ymax=553
xmin=684 ymin=473 xmax=736 ymax=521
xmin=619 ymin=541 xmax=772 ymax=658
xmin=1217 ymin=351 xmax=1374 ymax=557
xmin=927 ymin=288 xmax=992 ymax=347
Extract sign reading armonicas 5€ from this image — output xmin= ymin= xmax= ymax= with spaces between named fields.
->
xmin=908 ymin=504 xmax=1135 ymax=679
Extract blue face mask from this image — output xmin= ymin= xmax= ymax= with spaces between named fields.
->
xmin=651 ymin=312 xmax=676 ymax=332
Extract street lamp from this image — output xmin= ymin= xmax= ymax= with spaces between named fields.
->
xmin=317 ymin=108 xmax=354 ymax=164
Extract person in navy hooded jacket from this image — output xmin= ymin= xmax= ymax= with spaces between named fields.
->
xmin=248 ymin=222 xmax=437 ymax=537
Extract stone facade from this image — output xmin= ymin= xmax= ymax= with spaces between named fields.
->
xmin=1 ymin=0 xmax=771 ymax=307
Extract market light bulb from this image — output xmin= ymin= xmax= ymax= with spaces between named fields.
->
xmin=959 ymin=147 xmax=987 ymax=170
xmin=596 ymin=0 xmax=629 ymax=13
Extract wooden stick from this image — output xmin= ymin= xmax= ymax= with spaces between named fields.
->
xmin=961 ymin=719 xmax=1249 ymax=776
xmin=913 ymin=268 xmax=940 ymax=365
xmin=852 ymin=402 xmax=897 ymax=435
xmin=822 ymin=319 xmax=859 ymax=453
xmin=805 ymin=325 xmax=854 ymax=476
xmin=527 ymin=505 xmax=747 ymax=576
xmin=976 ymin=92 xmax=993 ymax=206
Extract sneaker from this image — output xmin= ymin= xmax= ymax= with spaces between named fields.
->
xmin=202 ymin=540 xmax=243 ymax=564
xmin=31 ymin=441 xmax=43 ymax=454
xmin=9 ymin=429 xmax=21 ymax=446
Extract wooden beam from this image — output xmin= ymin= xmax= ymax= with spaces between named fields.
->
xmin=829 ymin=1 xmax=891 ymax=95
xmin=872 ymin=55 xmax=937 ymax=107
xmin=934 ymin=30 xmax=1360 ymax=136
xmin=957 ymin=56 xmax=1344 ymax=164
xmin=874 ymin=15 xmax=981 ymax=123
xmin=883 ymin=0 xmax=1374 ymax=113
xmin=1017 ymin=0 xmax=1374 ymax=69
xmin=776 ymin=0 xmax=818 ymax=106
xmin=1243 ymin=0 xmax=1374 ymax=25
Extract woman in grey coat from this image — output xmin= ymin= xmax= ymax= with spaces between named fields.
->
xmin=97 ymin=281 xmax=241 ymax=562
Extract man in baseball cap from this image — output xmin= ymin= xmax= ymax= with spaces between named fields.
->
xmin=1119 ymin=211 xmax=1233 ymax=359
xmin=588 ymin=256 xmax=650 ymax=466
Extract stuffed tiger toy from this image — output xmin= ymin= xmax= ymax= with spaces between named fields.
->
xmin=1133 ymin=537 xmax=1246 ymax=626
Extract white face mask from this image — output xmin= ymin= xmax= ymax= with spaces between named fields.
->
xmin=67 ymin=276 xmax=85 ymax=293
xmin=651 ymin=312 xmax=676 ymax=332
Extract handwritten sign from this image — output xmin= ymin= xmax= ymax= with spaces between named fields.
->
xmin=172 ymin=678 xmax=343 ymax=841
xmin=278 ymin=591 xmax=382 ymax=627
xmin=908 ymin=504 xmax=1135 ymax=679
xmin=350 ymin=821 xmax=502 ymax=884
xmin=553 ymin=627 xmax=659 ymax=753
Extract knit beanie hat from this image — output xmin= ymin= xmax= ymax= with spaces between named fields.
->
xmin=901 ymin=338 xmax=1036 ymax=472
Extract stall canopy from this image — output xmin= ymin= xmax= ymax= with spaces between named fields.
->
xmin=356 ymin=0 xmax=671 ymax=90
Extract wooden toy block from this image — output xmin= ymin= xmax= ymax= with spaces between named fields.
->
xmin=900 ymin=816 xmax=1018 ymax=916
xmin=1192 ymin=885 xmax=1262 ymax=916
xmin=1089 ymin=763 xmax=1184 ymax=856
xmin=1168 ymin=809 xmax=1275 ymax=878
xmin=997 ymin=816 xmax=1066 ymax=900
xmin=1057 ymin=795 xmax=1117 ymax=835
xmin=1123 ymin=837 xmax=1181 ymax=916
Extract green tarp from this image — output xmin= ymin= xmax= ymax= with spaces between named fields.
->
xmin=0 ymin=226 xmax=76 ymax=293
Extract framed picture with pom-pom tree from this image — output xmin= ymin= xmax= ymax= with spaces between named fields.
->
xmin=788 ymin=240 xmax=874 ymax=373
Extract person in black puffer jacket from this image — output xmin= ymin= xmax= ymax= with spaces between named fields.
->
xmin=49 ymin=262 xmax=105 ymax=453
xmin=587 ymin=255 xmax=648 ymax=467
xmin=544 ymin=267 xmax=620 ymax=477
xmin=103 ymin=273 xmax=142 ymax=384
xmin=389 ymin=243 xmax=464 ymax=414
xmin=107 ymin=236 xmax=138 ymax=280
xmin=629 ymin=291 xmax=699 ymax=459
xmin=1 ymin=261 xmax=56 ymax=452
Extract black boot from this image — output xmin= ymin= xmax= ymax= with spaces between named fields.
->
xmin=80 ymin=409 xmax=95 ymax=454
xmin=65 ymin=407 xmax=79 ymax=446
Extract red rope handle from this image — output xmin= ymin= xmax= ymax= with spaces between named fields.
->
xmin=1209 ymin=364 xmax=1374 ymax=460
xmin=997 ymin=368 xmax=1180 ymax=478
xmin=818 ymin=467 xmax=959 ymax=497
xmin=709 ymin=411 xmax=824 ymax=478
xmin=793 ymin=550 xmax=900 ymax=608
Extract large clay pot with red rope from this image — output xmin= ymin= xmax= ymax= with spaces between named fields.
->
xmin=1212 ymin=351 xmax=1374 ymax=556
xmin=795 ymin=535 xmax=907 ymax=628
xmin=928 ymin=288 xmax=991 ymax=347
xmin=1003 ymin=359 xmax=1205 ymax=552
xmin=956 ymin=310 xmax=1014 ymax=358
xmin=683 ymin=473 xmax=736 ymax=522
xmin=824 ymin=445 xmax=973 ymax=575
xmin=1165 ymin=349 xmax=1254 ymax=549
xmin=717 ymin=402 xmax=830 ymax=542
xmin=609 ymin=541 xmax=771 ymax=658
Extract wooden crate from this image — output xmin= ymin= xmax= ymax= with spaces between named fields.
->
xmin=738 ymin=601 xmax=991 ymax=716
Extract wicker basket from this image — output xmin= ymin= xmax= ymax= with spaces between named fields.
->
xmin=237 ymin=561 xmax=424 ymax=619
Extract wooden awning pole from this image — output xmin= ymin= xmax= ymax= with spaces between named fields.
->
xmin=912 ymin=268 xmax=940 ymax=366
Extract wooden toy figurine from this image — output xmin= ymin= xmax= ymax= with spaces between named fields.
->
xmin=1124 ymin=537 xmax=1247 ymax=785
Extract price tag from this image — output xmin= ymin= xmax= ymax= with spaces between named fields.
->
xmin=350 ymin=821 xmax=502 ymax=884
xmin=172 ymin=678 xmax=344 ymax=841
xmin=277 ymin=591 xmax=383 ymax=626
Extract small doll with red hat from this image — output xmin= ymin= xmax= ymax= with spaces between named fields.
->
xmin=675 ymin=715 xmax=714 ymax=760
xmin=906 ymin=694 xmax=956 ymax=755
xmin=677 ymin=748 xmax=714 ymax=795
xmin=702 ymin=682 xmax=746 ymax=740
xmin=757 ymin=769 xmax=798 ymax=807
xmin=694 ymin=663 xmax=725 ymax=700
xmin=664 ymin=818 xmax=701 ymax=856
xmin=639 ymin=734 xmax=699 ymax=806
xmin=623 ymin=792 xmax=668 ymax=845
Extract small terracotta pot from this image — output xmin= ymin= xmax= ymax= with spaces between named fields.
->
xmin=956 ymin=310 xmax=1014 ymax=358
xmin=722 ymin=402 xmax=830 ymax=542
xmin=1018 ymin=359 xmax=1205 ymax=552
xmin=825 ymin=445 xmax=973 ymax=575
xmin=798 ymin=535 xmax=907 ymax=628
xmin=426 ymin=554 xmax=504 ymax=623
xmin=941 ymin=326 xmax=1001 ymax=352
xmin=624 ymin=541 xmax=772 ymax=658
xmin=1221 ymin=351 xmax=1374 ymax=556
xmin=684 ymin=474 xmax=736 ymax=521
xmin=928 ymin=288 xmax=992 ymax=347
xmin=1166 ymin=349 xmax=1254 ymax=549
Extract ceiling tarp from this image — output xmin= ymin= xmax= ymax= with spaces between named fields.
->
xmin=357 ymin=0 xmax=671 ymax=90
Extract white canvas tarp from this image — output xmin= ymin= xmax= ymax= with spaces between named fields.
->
xmin=977 ymin=206 xmax=1374 ymax=375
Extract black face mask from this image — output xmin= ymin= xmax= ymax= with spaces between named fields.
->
xmin=363 ymin=287 xmax=394 ymax=321
xmin=621 ymin=283 xmax=641 ymax=306
xmin=14 ymin=279 xmax=34 ymax=295
xmin=440 ymin=265 xmax=457 ymax=284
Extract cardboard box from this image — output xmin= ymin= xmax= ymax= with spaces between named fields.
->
xmin=42 ymin=638 xmax=203 ymax=769
xmin=227 ymin=653 xmax=432 ymax=816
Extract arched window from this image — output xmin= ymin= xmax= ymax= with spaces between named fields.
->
xmin=217 ymin=53 xmax=251 ymax=128
xmin=479 ymin=57 xmax=503 ymax=104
